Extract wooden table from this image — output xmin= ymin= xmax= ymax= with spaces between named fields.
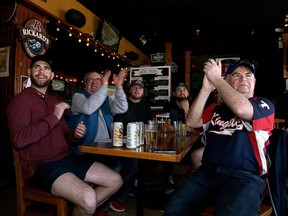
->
xmin=79 ymin=132 xmax=199 ymax=216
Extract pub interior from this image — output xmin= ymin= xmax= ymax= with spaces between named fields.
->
xmin=1 ymin=0 xmax=288 ymax=215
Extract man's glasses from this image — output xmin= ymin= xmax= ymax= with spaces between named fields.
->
xmin=86 ymin=78 xmax=102 ymax=83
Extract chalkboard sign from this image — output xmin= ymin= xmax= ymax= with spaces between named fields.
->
xmin=130 ymin=66 xmax=171 ymax=108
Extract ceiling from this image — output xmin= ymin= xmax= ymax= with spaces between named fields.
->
xmin=77 ymin=0 xmax=288 ymax=58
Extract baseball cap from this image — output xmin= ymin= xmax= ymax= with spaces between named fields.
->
xmin=225 ymin=59 xmax=255 ymax=77
xmin=30 ymin=54 xmax=53 ymax=70
xmin=129 ymin=80 xmax=144 ymax=88
xmin=175 ymin=83 xmax=188 ymax=90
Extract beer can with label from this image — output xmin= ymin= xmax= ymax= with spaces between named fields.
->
xmin=112 ymin=122 xmax=123 ymax=147
xmin=126 ymin=122 xmax=138 ymax=149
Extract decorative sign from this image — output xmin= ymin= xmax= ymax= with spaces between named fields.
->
xmin=99 ymin=19 xmax=121 ymax=51
xmin=19 ymin=18 xmax=51 ymax=58
xmin=130 ymin=66 xmax=171 ymax=108
xmin=0 ymin=46 xmax=10 ymax=77
xmin=215 ymin=57 xmax=240 ymax=77
xmin=20 ymin=75 xmax=31 ymax=91
xmin=150 ymin=53 xmax=166 ymax=63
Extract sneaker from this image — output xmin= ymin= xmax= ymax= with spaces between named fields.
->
xmin=164 ymin=181 xmax=176 ymax=196
xmin=110 ymin=200 xmax=125 ymax=212
xmin=94 ymin=209 xmax=109 ymax=216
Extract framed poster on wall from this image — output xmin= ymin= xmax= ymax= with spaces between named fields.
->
xmin=130 ymin=66 xmax=171 ymax=108
xmin=20 ymin=75 xmax=31 ymax=91
xmin=215 ymin=57 xmax=240 ymax=77
xmin=0 ymin=46 xmax=10 ymax=77
xmin=99 ymin=19 xmax=121 ymax=52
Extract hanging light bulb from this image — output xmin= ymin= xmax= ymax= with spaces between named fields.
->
xmin=285 ymin=14 xmax=288 ymax=27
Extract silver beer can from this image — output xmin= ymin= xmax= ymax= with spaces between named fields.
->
xmin=112 ymin=122 xmax=123 ymax=147
xmin=126 ymin=122 xmax=138 ymax=149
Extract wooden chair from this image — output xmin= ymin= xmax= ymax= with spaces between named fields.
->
xmin=12 ymin=147 xmax=68 ymax=216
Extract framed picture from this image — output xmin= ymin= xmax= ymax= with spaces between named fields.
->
xmin=0 ymin=46 xmax=10 ymax=77
xmin=215 ymin=57 xmax=240 ymax=77
xmin=99 ymin=19 xmax=121 ymax=51
xmin=20 ymin=75 xmax=31 ymax=91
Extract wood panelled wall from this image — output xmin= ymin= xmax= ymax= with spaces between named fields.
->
xmin=0 ymin=1 xmax=49 ymax=183
xmin=0 ymin=4 xmax=17 ymax=183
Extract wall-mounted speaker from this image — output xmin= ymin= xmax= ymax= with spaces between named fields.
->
xmin=65 ymin=9 xmax=86 ymax=28
xmin=126 ymin=51 xmax=139 ymax=61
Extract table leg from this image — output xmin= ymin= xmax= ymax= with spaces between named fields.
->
xmin=136 ymin=159 xmax=144 ymax=216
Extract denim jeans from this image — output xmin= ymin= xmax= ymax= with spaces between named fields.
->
xmin=164 ymin=165 xmax=265 ymax=216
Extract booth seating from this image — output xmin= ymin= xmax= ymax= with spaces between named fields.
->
xmin=12 ymin=147 xmax=68 ymax=216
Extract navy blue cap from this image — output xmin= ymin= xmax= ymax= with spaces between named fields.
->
xmin=30 ymin=54 xmax=53 ymax=70
xmin=225 ymin=60 xmax=255 ymax=77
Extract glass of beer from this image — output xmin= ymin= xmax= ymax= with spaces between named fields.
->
xmin=145 ymin=123 xmax=158 ymax=152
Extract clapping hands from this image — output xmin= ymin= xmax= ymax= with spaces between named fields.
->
xmin=113 ymin=68 xmax=128 ymax=88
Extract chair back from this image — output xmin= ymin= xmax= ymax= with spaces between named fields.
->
xmin=12 ymin=147 xmax=68 ymax=216
xmin=12 ymin=147 xmax=26 ymax=215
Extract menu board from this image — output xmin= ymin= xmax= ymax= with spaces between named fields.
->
xmin=130 ymin=66 xmax=171 ymax=108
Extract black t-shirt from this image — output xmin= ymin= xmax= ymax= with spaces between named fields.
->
xmin=113 ymin=98 xmax=154 ymax=135
xmin=163 ymin=98 xmax=191 ymax=123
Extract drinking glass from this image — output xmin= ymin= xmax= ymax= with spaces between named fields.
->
xmin=145 ymin=123 xmax=158 ymax=152
xmin=173 ymin=121 xmax=182 ymax=136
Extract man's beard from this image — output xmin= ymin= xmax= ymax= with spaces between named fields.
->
xmin=30 ymin=75 xmax=51 ymax=88
xmin=176 ymin=96 xmax=188 ymax=102
xmin=130 ymin=94 xmax=142 ymax=100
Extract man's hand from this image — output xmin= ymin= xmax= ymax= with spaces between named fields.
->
xmin=180 ymin=99 xmax=190 ymax=114
xmin=54 ymin=102 xmax=70 ymax=120
xmin=202 ymin=74 xmax=216 ymax=92
xmin=203 ymin=59 xmax=222 ymax=83
xmin=102 ymin=70 xmax=111 ymax=87
xmin=74 ymin=121 xmax=86 ymax=138
xmin=113 ymin=68 xmax=128 ymax=88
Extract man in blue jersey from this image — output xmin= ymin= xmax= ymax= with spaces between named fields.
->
xmin=164 ymin=59 xmax=275 ymax=216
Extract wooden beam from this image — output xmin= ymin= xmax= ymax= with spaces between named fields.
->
xmin=185 ymin=50 xmax=191 ymax=90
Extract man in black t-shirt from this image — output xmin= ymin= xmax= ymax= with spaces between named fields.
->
xmin=114 ymin=80 xmax=154 ymax=134
xmin=162 ymin=83 xmax=192 ymax=195
xmin=112 ymin=80 xmax=154 ymax=212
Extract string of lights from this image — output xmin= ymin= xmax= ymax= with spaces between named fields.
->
xmin=44 ymin=17 xmax=132 ymax=83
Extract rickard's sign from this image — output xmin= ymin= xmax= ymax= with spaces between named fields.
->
xmin=19 ymin=18 xmax=51 ymax=58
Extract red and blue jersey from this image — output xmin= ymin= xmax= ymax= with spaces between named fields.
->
xmin=201 ymin=96 xmax=275 ymax=176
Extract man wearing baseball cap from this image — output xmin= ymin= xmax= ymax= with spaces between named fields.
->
xmin=161 ymin=82 xmax=192 ymax=196
xmin=112 ymin=79 xmax=154 ymax=212
xmin=7 ymin=54 xmax=123 ymax=216
xmin=165 ymin=59 xmax=274 ymax=215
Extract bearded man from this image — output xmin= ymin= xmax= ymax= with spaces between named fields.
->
xmin=114 ymin=79 xmax=154 ymax=131
xmin=163 ymin=83 xmax=191 ymax=131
